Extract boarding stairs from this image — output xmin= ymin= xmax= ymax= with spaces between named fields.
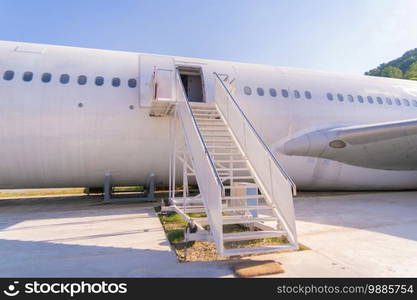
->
xmin=162 ymin=71 xmax=297 ymax=256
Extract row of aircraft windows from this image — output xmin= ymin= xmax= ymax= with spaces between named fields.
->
xmin=243 ymin=86 xmax=417 ymax=107
xmin=325 ymin=92 xmax=417 ymax=107
xmin=2 ymin=70 xmax=137 ymax=88
xmin=244 ymin=86 xmax=312 ymax=99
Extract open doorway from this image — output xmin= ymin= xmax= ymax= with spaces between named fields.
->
xmin=178 ymin=66 xmax=205 ymax=102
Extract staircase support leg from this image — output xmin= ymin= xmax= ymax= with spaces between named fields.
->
xmin=103 ymin=172 xmax=112 ymax=203
xmin=145 ymin=172 xmax=156 ymax=200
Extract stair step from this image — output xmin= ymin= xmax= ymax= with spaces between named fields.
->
xmin=221 ymin=176 xmax=254 ymax=180
xmin=222 ymin=244 xmax=295 ymax=256
xmin=216 ymin=167 xmax=249 ymax=171
xmin=194 ymin=116 xmax=221 ymax=120
xmin=192 ymin=108 xmax=218 ymax=112
xmin=222 ymin=205 xmax=272 ymax=212
xmin=215 ymin=159 xmax=248 ymax=163
xmin=195 ymin=118 xmax=222 ymax=121
xmin=181 ymin=206 xmax=207 ymax=213
xmin=193 ymin=112 xmax=220 ymax=116
xmin=222 ymin=216 xmax=277 ymax=224
xmin=210 ymin=152 xmax=242 ymax=155
xmin=223 ymin=184 xmax=259 ymax=189
xmin=193 ymin=216 xmax=277 ymax=226
xmin=201 ymin=134 xmax=231 ymax=138
xmin=197 ymin=123 xmax=226 ymax=127
xmin=200 ymin=129 xmax=229 ymax=132
xmin=172 ymin=197 xmax=203 ymax=205
xmin=189 ymin=104 xmax=216 ymax=109
xmin=206 ymin=146 xmax=238 ymax=149
xmin=203 ymin=140 xmax=234 ymax=143
xmin=222 ymin=230 xmax=286 ymax=241
xmin=222 ymin=195 xmax=264 ymax=200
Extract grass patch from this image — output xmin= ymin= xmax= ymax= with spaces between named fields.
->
xmin=160 ymin=212 xmax=188 ymax=226
xmin=157 ymin=209 xmax=309 ymax=262
xmin=0 ymin=188 xmax=86 ymax=198
xmin=167 ymin=229 xmax=185 ymax=243
xmin=112 ymin=186 xmax=144 ymax=192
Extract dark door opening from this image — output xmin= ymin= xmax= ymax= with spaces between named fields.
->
xmin=178 ymin=67 xmax=205 ymax=102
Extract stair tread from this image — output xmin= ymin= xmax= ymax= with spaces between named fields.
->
xmin=201 ymin=134 xmax=231 ymax=137
xmin=222 ymin=205 xmax=271 ymax=211
xmin=222 ymin=216 xmax=275 ymax=225
xmin=216 ymin=167 xmax=249 ymax=171
xmin=210 ymin=152 xmax=242 ymax=155
xmin=222 ymin=195 xmax=264 ymax=200
xmin=223 ymin=230 xmax=286 ymax=241
xmin=215 ymin=159 xmax=248 ymax=162
xmin=220 ymin=176 xmax=254 ymax=179
xmin=207 ymin=146 xmax=238 ymax=149
xmin=222 ymin=244 xmax=295 ymax=256
xmin=223 ymin=184 xmax=259 ymax=189
xmin=192 ymin=108 xmax=218 ymax=112
xmin=197 ymin=124 xmax=227 ymax=126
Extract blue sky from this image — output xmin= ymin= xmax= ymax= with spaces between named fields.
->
xmin=1 ymin=0 xmax=416 ymax=74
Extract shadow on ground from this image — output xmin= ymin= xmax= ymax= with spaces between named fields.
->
xmin=294 ymin=191 xmax=417 ymax=241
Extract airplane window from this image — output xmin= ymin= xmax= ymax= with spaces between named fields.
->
xmin=367 ymin=96 xmax=374 ymax=104
xmin=128 ymin=78 xmax=137 ymax=88
xmin=305 ymin=91 xmax=312 ymax=99
xmin=337 ymin=94 xmax=344 ymax=102
xmin=376 ymin=97 xmax=383 ymax=104
xmin=294 ymin=90 xmax=301 ymax=98
xmin=244 ymin=86 xmax=252 ymax=95
xmin=395 ymin=98 xmax=401 ymax=105
xmin=95 ymin=76 xmax=104 ymax=86
xmin=281 ymin=89 xmax=289 ymax=98
xmin=60 ymin=74 xmax=70 ymax=84
xmin=257 ymin=87 xmax=264 ymax=96
xmin=347 ymin=95 xmax=354 ymax=102
xmin=269 ymin=88 xmax=277 ymax=97
xmin=78 ymin=75 xmax=87 ymax=85
xmin=326 ymin=93 xmax=333 ymax=101
xmin=41 ymin=73 xmax=52 ymax=83
xmin=386 ymin=97 xmax=393 ymax=105
xmin=412 ymin=100 xmax=417 ymax=107
xmin=3 ymin=70 xmax=14 ymax=80
xmin=357 ymin=95 xmax=364 ymax=103
xmin=403 ymin=99 xmax=410 ymax=106
xmin=112 ymin=77 xmax=121 ymax=87
xmin=23 ymin=71 xmax=33 ymax=82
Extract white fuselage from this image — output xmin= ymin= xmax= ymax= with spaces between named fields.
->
xmin=1 ymin=40 xmax=417 ymax=190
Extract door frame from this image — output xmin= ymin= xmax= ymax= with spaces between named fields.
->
xmin=176 ymin=65 xmax=206 ymax=103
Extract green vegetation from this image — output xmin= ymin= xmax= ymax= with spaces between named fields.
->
xmin=157 ymin=210 xmax=309 ymax=261
xmin=112 ymin=186 xmax=144 ymax=192
xmin=365 ymin=48 xmax=417 ymax=80
xmin=0 ymin=188 xmax=85 ymax=198
xmin=160 ymin=211 xmax=188 ymax=226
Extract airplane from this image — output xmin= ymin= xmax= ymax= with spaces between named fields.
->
xmin=1 ymin=40 xmax=417 ymax=255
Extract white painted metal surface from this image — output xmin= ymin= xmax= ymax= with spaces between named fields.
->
xmin=213 ymin=73 xmax=297 ymax=250
xmin=169 ymin=73 xmax=296 ymax=255
xmin=174 ymin=73 xmax=224 ymax=252
xmin=1 ymin=40 xmax=417 ymax=190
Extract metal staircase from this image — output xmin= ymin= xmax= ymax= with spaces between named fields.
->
xmin=163 ymin=70 xmax=297 ymax=256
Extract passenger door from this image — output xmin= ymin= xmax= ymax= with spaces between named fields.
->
xmin=139 ymin=55 xmax=175 ymax=107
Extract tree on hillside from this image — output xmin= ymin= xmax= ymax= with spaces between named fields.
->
xmin=365 ymin=48 xmax=417 ymax=81
xmin=380 ymin=66 xmax=403 ymax=79
xmin=405 ymin=62 xmax=417 ymax=80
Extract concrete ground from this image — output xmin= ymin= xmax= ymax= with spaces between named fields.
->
xmin=0 ymin=195 xmax=231 ymax=277
xmin=261 ymin=191 xmax=417 ymax=277
xmin=0 ymin=191 xmax=416 ymax=277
